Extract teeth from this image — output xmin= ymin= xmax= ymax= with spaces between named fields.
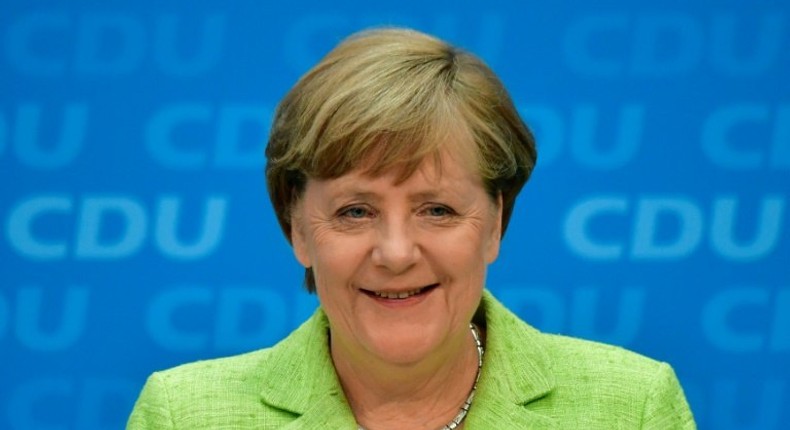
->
xmin=373 ymin=287 xmax=423 ymax=299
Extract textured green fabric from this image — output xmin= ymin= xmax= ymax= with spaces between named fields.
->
xmin=127 ymin=290 xmax=696 ymax=429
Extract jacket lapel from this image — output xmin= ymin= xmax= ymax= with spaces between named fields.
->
xmin=279 ymin=393 xmax=356 ymax=429
xmin=464 ymin=291 xmax=559 ymax=429
xmin=465 ymin=397 xmax=559 ymax=429
xmin=258 ymin=309 xmax=358 ymax=428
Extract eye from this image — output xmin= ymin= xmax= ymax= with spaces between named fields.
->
xmin=339 ymin=205 xmax=373 ymax=219
xmin=422 ymin=205 xmax=455 ymax=217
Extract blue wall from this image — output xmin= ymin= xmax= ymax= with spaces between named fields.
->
xmin=2 ymin=1 xmax=788 ymax=428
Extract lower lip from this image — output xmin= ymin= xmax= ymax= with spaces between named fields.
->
xmin=363 ymin=285 xmax=438 ymax=308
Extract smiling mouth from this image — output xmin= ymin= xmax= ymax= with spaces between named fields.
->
xmin=362 ymin=283 xmax=439 ymax=299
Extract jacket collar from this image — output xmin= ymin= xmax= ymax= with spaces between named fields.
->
xmin=258 ymin=290 xmax=557 ymax=428
xmin=465 ymin=290 xmax=557 ymax=428
xmin=257 ymin=311 xmax=358 ymax=428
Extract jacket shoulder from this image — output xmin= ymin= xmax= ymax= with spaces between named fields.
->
xmin=153 ymin=347 xmax=273 ymax=390
xmin=541 ymin=332 xmax=664 ymax=377
xmin=480 ymin=291 xmax=695 ymax=428
xmin=127 ymin=310 xmax=332 ymax=429
xmin=127 ymin=348 xmax=295 ymax=429
xmin=536 ymin=333 xmax=695 ymax=428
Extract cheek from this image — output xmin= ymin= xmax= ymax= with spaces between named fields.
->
xmin=298 ymin=222 xmax=345 ymax=268
xmin=311 ymin=234 xmax=371 ymax=283
xmin=432 ymin=230 xmax=489 ymax=277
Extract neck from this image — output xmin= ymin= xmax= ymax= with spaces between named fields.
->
xmin=331 ymin=325 xmax=481 ymax=430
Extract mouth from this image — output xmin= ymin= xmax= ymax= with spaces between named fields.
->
xmin=361 ymin=283 xmax=440 ymax=300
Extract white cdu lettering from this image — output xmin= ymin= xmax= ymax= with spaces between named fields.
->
xmin=702 ymin=104 xmax=790 ymax=170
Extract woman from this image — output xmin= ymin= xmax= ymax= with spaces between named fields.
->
xmin=128 ymin=28 xmax=695 ymax=429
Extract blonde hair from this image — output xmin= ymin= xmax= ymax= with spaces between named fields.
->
xmin=266 ymin=27 xmax=537 ymax=291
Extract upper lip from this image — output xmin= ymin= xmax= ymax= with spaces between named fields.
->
xmin=360 ymin=283 xmax=439 ymax=295
xmin=361 ymin=282 xmax=438 ymax=292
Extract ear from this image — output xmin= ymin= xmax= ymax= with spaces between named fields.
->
xmin=485 ymin=193 xmax=503 ymax=264
xmin=290 ymin=208 xmax=312 ymax=268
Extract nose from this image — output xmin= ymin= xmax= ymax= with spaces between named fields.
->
xmin=371 ymin=218 xmax=420 ymax=274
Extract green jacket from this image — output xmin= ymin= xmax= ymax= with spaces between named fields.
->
xmin=128 ymin=291 xmax=696 ymax=429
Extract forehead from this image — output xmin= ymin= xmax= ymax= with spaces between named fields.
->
xmin=309 ymin=145 xmax=482 ymax=198
xmin=303 ymin=97 xmax=480 ymax=179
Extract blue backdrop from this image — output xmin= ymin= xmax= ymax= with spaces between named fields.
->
xmin=2 ymin=1 xmax=788 ymax=428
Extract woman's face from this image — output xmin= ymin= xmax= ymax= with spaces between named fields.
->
xmin=291 ymin=143 xmax=502 ymax=366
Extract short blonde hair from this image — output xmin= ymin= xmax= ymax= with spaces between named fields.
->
xmin=266 ymin=27 xmax=537 ymax=291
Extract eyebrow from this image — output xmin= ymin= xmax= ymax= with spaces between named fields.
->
xmin=321 ymin=185 xmax=382 ymax=203
xmin=327 ymin=188 xmax=455 ymax=205
xmin=334 ymin=191 xmax=381 ymax=202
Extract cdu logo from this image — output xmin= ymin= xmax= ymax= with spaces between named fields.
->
xmin=518 ymin=103 xmax=644 ymax=169
xmin=497 ymin=285 xmax=646 ymax=346
xmin=6 ymin=195 xmax=227 ymax=260
xmin=1 ymin=103 xmax=88 ymax=169
xmin=563 ymin=195 xmax=785 ymax=261
xmin=702 ymin=287 xmax=790 ymax=353
xmin=282 ymin=12 xmax=504 ymax=72
xmin=1 ymin=285 xmax=88 ymax=351
xmin=562 ymin=12 xmax=785 ymax=78
xmin=702 ymin=104 xmax=790 ymax=170
xmin=145 ymin=104 xmax=272 ymax=170
xmin=4 ymin=12 xmax=226 ymax=77
xmin=145 ymin=285 xmax=319 ymax=353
